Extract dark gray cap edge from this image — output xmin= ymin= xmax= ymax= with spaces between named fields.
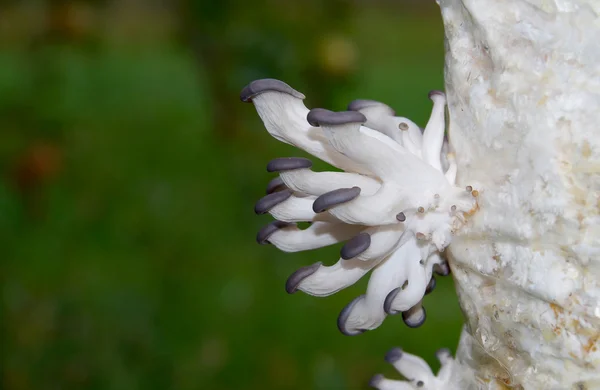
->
xmin=265 ymin=176 xmax=287 ymax=194
xmin=402 ymin=305 xmax=426 ymax=328
xmin=337 ymin=294 xmax=367 ymax=336
xmin=384 ymin=347 xmax=403 ymax=364
xmin=240 ymin=78 xmax=305 ymax=102
xmin=285 ymin=262 xmax=322 ymax=294
xmin=254 ymin=189 xmax=293 ymax=215
xmin=312 ymin=187 xmax=361 ymax=213
xmin=428 ymin=90 xmax=446 ymax=100
xmin=266 ymin=157 xmax=312 ymax=172
xmin=340 ymin=232 xmax=371 ymax=260
xmin=256 ymin=220 xmax=296 ymax=244
xmin=383 ymin=287 xmax=401 ymax=315
xmin=368 ymin=374 xmax=384 ymax=389
xmin=347 ymin=99 xmax=396 ymax=116
xmin=425 ymin=276 xmax=436 ymax=295
xmin=307 ymin=108 xmax=366 ymax=127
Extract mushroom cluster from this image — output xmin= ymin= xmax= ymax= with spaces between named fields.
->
xmin=370 ymin=347 xmax=456 ymax=390
xmin=241 ymin=79 xmax=477 ymax=335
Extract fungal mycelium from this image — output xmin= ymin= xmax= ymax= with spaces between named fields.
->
xmin=241 ymin=78 xmax=478 ymax=336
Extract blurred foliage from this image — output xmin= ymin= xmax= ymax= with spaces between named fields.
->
xmin=1 ymin=1 xmax=462 ymax=389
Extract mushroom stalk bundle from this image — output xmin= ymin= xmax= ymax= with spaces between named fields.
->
xmin=243 ymin=79 xmax=478 ymax=337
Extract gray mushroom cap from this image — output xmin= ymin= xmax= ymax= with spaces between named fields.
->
xmin=266 ymin=157 xmax=313 ymax=172
xmin=347 ymin=99 xmax=396 ymax=116
xmin=368 ymin=374 xmax=384 ymax=389
xmin=402 ymin=305 xmax=426 ymax=328
xmin=340 ymin=232 xmax=371 ymax=260
xmin=433 ymin=261 xmax=451 ymax=276
xmin=240 ymin=78 xmax=305 ymax=102
xmin=306 ymin=108 xmax=367 ymax=127
xmin=312 ymin=187 xmax=361 ymax=213
xmin=265 ymin=176 xmax=287 ymax=194
xmin=337 ymin=295 xmax=367 ymax=336
xmin=436 ymin=348 xmax=452 ymax=363
xmin=256 ymin=220 xmax=296 ymax=244
xmin=383 ymin=287 xmax=402 ymax=315
xmin=285 ymin=262 xmax=322 ymax=294
xmin=428 ymin=90 xmax=446 ymax=100
xmin=254 ymin=189 xmax=293 ymax=215
xmin=425 ymin=276 xmax=437 ymax=295
xmin=384 ymin=347 xmax=403 ymax=364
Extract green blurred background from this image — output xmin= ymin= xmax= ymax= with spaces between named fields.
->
xmin=1 ymin=1 xmax=464 ymax=389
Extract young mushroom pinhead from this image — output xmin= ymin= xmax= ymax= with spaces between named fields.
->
xmin=384 ymin=347 xmax=403 ymax=363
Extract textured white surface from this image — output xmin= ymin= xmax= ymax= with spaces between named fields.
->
xmin=439 ymin=0 xmax=600 ymax=388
